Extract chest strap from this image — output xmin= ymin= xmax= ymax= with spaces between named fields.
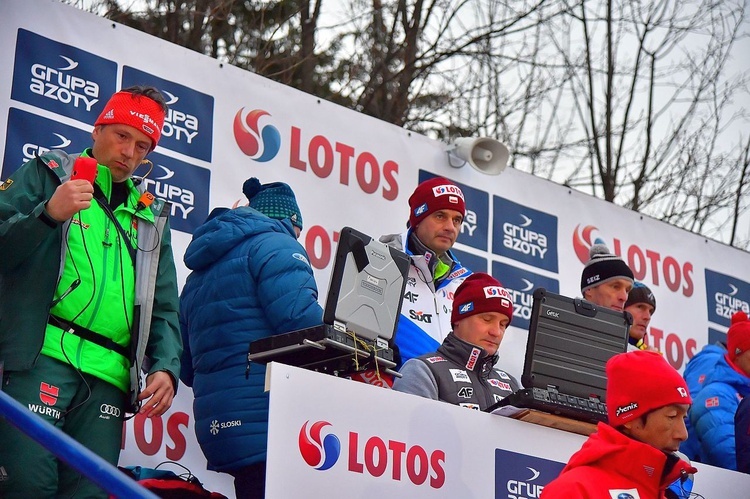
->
xmin=48 ymin=314 xmax=130 ymax=360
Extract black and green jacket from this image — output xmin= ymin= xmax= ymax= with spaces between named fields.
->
xmin=0 ymin=150 xmax=181 ymax=407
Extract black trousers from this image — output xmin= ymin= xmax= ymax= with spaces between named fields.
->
xmin=229 ymin=462 xmax=266 ymax=499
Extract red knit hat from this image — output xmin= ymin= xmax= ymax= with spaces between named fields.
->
xmin=94 ymin=91 xmax=165 ymax=150
xmin=728 ymin=311 xmax=750 ymax=361
xmin=606 ymin=350 xmax=691 ymax=426
xmin=408 ymin=177 xmax=466 ymax=228
xmin=451 ymin=273 xmax=513 ymax=325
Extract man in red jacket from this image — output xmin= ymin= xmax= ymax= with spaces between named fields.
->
xmin=542 ymin=350 xmax=696 ymax=499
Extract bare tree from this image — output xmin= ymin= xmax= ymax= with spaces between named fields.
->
xmin=70 ymin=0 xmax=750 ymax=247
xmin=439 ymin=0 xmax=749 ymax=246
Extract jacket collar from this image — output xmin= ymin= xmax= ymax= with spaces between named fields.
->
xmin=438 ymin=333 xmax=498 ymax=376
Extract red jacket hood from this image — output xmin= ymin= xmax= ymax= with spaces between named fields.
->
xmin=557 ymin=423 xmax=696 ymax=495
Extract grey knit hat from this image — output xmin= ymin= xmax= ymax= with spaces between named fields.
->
xmin=580 ymin=243 xmax=634 ymax=294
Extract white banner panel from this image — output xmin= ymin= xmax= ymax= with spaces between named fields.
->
xmin=266 ymin=362 xmax=750 ymax=498
xmin=2 ymin=0 xmax=750 ymax=496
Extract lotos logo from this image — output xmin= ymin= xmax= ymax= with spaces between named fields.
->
xmin=572 ymin=224 xmax=694 ymax=297
xmin=466 ymin=347 xmax=481 ymax=370
xmin=484 ymin=286 xmax=511 ymax=300
xmin=572 ymin=224 xmax=601 ymax=264
xmin=432 ymin=184 xmax=465 ymax=200
xmin=233 ymin=108 xmax=281 ymax=162
xmin=299 ymin=420 xmax=341 ymax=471
xmin=299 ymin=421 xmax=446 ymax=488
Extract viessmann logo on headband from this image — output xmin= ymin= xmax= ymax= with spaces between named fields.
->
xmin=123 ymin=66 xmax=215 ymax=162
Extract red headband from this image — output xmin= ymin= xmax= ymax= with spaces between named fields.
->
xmin=94 ymin=91 xmax=165 ymax=149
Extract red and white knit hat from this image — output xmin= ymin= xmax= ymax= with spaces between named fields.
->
xmin=408 ymin=177 xmax=466 ymax=228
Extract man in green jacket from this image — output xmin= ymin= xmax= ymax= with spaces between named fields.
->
xmin=0 ymin=86 xmax=182 ymax=498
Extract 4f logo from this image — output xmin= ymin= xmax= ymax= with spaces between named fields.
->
xmin=404 ymin=291 xmax=419 ymax=303
xmin=457 ymin=387 xmax=474 ymax=399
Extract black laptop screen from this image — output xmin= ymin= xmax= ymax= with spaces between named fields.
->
xmin=522 ymin=288 xmax=631 ymax=401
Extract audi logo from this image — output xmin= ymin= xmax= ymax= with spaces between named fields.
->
xmin=100 ymin=404 xmax=121 ymax=417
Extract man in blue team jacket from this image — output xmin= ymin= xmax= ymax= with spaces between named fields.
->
xmin=179 ymin=177 xmax=323 ymax=499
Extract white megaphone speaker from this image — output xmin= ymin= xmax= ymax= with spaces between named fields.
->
xmin=446 ymin=137 xmax=510 ymax=175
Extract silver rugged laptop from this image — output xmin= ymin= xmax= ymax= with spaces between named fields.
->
xmin=248 ymin=226 xmax=410 ymax=376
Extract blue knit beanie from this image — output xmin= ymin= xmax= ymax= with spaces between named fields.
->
xmin=242 ymin=177 xmax=303 ymax=230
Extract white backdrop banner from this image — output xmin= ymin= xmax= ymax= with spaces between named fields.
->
xmin=2 ymin=0 xmax=750 ymax=496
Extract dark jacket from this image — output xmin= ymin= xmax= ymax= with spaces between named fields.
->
xmin=179 ymin=207 xmax=323 ymax=471
xmin=393 ymin=332 xmax=518 ymax=410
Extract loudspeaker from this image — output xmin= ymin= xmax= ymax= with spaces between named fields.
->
xmin=447 ymin=137 xmax=510 ymax=175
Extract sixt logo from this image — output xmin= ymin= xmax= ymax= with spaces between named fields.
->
xmin=409 ymin=310 xmax=433 ymax=323
xmin=299 ymin=420 xmax=341 ymax=471
xmin=573 ymin=224 xmax=694 ymax=297
xmin=299 ymin=421 xmax=446 ymax=488
xmin=233 ymin=108 xmax=281 ymax=162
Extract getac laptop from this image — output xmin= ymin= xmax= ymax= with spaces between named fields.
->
xmin=247 ymin=226 xmax=410 ymax=376
xmin=486 ymin=288 xmax=631 ymax=424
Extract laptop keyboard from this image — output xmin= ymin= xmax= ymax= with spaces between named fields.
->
xmin=531 ymin=387 xmax=608 ymax=424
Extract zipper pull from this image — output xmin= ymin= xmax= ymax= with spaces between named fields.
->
xmin=103 ymin=227 xmax=112 ymax=247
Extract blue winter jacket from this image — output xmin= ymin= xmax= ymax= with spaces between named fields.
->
xmin=680 ymin=342 xmax=727 ymax=461
xmin=688 ymin=354 xmax=750 ymax=470
xmin=179 ymin=207 xmax=323 ymax=471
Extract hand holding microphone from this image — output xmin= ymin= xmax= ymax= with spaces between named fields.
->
xmin=46 ymin=157 xmax=97 ymax=222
